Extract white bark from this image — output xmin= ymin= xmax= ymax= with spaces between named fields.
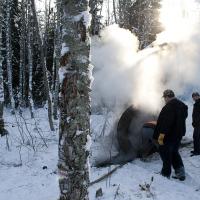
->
xmin=27 ymin=0 xmax=34 ymax=118
xmin=6 ymin=0 xmax=15 ymax=112
xmin=53 ymin=2 xmax=61 ymax=120
xmin=58 ymin=0 xmax=91 ymax=199
xmin=0 ymin=0 xmax=8 ymax=135
xmin=0 ymin=0 xmax=4 ymax=101
xmin=19 ymin=0 xmax=26 ymax=108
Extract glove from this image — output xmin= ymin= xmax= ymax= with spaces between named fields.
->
xmin=158 ymin=133 xmax=165 ymax=145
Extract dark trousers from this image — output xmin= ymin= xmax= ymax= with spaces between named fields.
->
xmin=159 ymin=140 xmax=184 ymax=177
xmin=193 ymin=127 xmax=200 ymax=153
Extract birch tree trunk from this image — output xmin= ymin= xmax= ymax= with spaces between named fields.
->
xmin=6 ymin=0 xmax=15 ymax=113
xmin=58 ymin=0 xmax=91 ymax=199
xmin=19 ymin=0 xmax=26 ymax=108
xmin=53 ymin=5 xmax=61 ymax=120
xmin=27 ymin=0 xmax=34 ymax=118
xmin=0 ymin=0 xmax=6 ymax=135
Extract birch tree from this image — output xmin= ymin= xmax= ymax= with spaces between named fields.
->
xmin=0 ymin=0 xmax=7 ymax=135
xmin=53 ymin=1 xmax=61 ymax=120
xmin=19 ymin=0 xmax=26 ymax=108
xmin=5 ymin=0 xmax=15 ymax=112
xmin=58 ymin=0 xmax=91 ymax=199
xmin=27 ymin=0 xmax=34 ymax=117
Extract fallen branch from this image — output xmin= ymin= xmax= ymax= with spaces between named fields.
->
xmin=89 ymin=163 xmax=125 ymax=186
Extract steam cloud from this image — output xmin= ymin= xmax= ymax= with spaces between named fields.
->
xmin=91 ymin=23 xmax=200 ymax=115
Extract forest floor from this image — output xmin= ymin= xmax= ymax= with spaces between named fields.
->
xmin=89 ymin=102 xmax=200 ymax=200
xmin=0 ymin=103 xmax=200 ymax=200
xmin=0 ymin=107 xmax=59 ymax=200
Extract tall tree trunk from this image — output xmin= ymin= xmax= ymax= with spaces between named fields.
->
xmin=27 ymin=0 xmax=34 ymax=118
xmin=0 ymin=0 xmax=7 ymax=135
xmin=89 ymin=0 xmax=103 ymax=35
xmin=30 ymin=0 xmax=54 ymax=131
xmin=5 ymin=0 xmax=15 ymax=113
xmin=58 ymin=0 xmax=91 ymax=199
xmin=53 ymin=8 xmax=61 ymax=120
xmin=113 ymin=0 xmax=117 ymax=23
xmin=19 ymin=0 xmax=26 ymax=108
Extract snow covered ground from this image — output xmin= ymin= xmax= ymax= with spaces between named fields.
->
xmin=0 ymin=102 xmax=199 ymax=200
xmin=0 ymin=107 xmax=59 ymax=200
xmin=89 ymin=103 xmax=200 ymax=200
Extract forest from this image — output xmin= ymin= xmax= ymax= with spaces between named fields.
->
xmin=1 ymin=0 xmax=200 ymax=200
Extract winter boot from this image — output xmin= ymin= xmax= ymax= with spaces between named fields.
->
xmin=173 ymin=166 xmax=185 ymax=181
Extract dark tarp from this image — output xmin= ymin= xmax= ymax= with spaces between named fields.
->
xmin=97 ymin=106 xmax=157 ymax=167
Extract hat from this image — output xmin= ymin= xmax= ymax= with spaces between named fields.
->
xmin=162 ymin=89 xmax=175 ymax=98
xmin=192 ymin=92 xmax=200 ymax=97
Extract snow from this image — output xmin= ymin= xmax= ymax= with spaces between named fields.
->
xmin=0 ymin=108 xmax=59 ymax=200
xmin=88 ymin=103 xmax=200 ymax=200
xmin=74 ymin=9 xmax=91 ymax=28
xmin=58 ymin=66 xmax=67 ymax=83
xmin=0 ymin=104 xmax=199 ymax=200
xmin=1 ymin=1 xmax=200 ymax=199
xmin=61 ymin=43 xmax=69 ymax=56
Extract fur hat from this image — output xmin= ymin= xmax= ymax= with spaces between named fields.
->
xmin=192 ymin=92 xmax=200 ymax=97
xmin=162 ymin=89 xmax=175 ymax=98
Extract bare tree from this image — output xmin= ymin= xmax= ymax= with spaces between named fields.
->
xmin=30 ymin=0 xmax=54 ymax=131
xmin=53 ymin=1 xmax=61 ymax=120
xmin=113 ymin=0 xmax=118 ymax=24
xmin=58 ymin=0 xmax=91 ymax=199
xmin=27 ymin=0 xmax=34 ymax=117
xmin=0 ymin=0 xmax=7 ymax=135
xmin=89 ymin=0 xmax=103 ymax=35
xmin=19 ymin=0 xmax=27 ymax=108
xmin=5 ymin=0 xmax=15 ymax=112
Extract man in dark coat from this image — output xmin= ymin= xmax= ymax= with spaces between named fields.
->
xmin=191 ymin=92 xmax=200 ymax=156
xmin=153 ymin=89 xmax=188 ymax=180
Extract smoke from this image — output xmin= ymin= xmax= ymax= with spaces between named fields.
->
xmin=91 ymin=21 xmax=200 ymax=114
xmin=91 ymin=24 xmax=139 ymax=113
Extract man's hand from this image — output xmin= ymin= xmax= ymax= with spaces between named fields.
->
xmin=158 ymin=133 xmax=165 ymax=145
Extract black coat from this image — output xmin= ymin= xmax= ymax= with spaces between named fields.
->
xmin=153 ymin=98 xmax=188 ymax=144
xmin=192 ymin=99 xmax=200 ymax=128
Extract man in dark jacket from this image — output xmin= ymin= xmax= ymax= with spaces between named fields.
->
xmin=191 ymin=92 xmax=200 ymax=156
xmin=153 ymin=89 xmax=188 ymax=180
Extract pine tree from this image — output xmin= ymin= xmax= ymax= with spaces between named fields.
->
xmin=58 ymin=0 xmax=91 ymax=199
xmin=130 ymin=0 xmax=162 ymax=49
